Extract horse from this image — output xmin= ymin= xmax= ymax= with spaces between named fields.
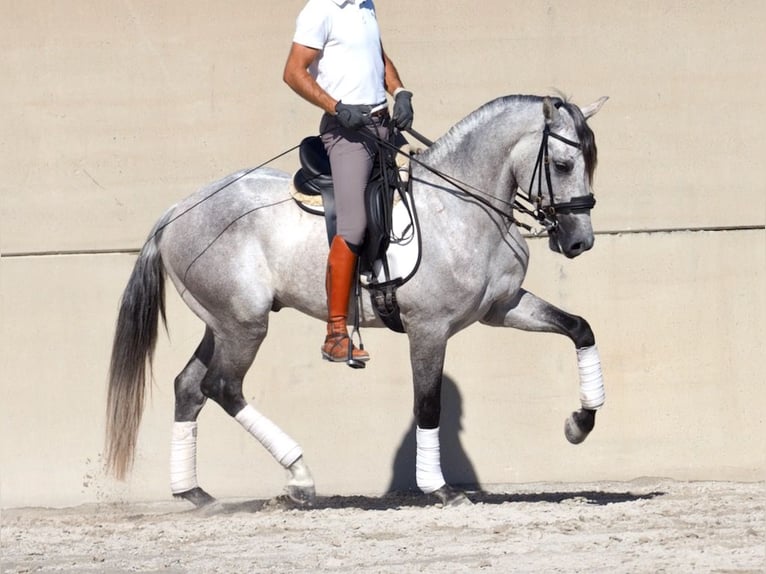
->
xmin=105 ymin=94 xmax=608 ymax=507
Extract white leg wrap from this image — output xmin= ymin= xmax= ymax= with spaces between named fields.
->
xmin=577 ymin=345 xmax=606 ymax=409
xmin=170 ymin=421 xmax=199 ymax=494
xmin=235 ymin=405 xmax=303 ymax=468
xmin=416 ymin=426 xmax=446 ymax=494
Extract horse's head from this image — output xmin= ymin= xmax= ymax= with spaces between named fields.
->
xmin=528 ymin=96 xmax=607 ymax=258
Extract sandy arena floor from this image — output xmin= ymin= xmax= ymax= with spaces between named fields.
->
xmin=2 ymin=479 xmax=763 ymax=573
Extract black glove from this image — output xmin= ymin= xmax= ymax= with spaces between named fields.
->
xmin=334 ymin=102 xmax=370 ymax=130
xmin=392 ymin=89 xmax=414 ymax=130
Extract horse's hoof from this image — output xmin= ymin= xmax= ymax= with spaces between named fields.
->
xmin=285 ymin=484 xmax=316 ymax=507
xmin=433 ymin=485 xmax=472 ymax=507
xmin=286 ymin=456 xmax=316 ymax=506
xmin=564 ymin=409 xmax=596 ymax=445
xmin=173 ymin=486 xmax=216 ymax=508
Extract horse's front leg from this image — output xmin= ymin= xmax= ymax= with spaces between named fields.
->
xmin=482 ymin=288 xmax=605 ymax=444
xmin=408 ymin=326 xmax=471 ymax=506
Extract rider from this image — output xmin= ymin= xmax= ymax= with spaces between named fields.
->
xmin=283 ymin=0 xmax=414 ymax=365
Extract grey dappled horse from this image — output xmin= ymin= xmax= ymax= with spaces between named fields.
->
xmin=106 ymin=94 xmax=608 ymax=507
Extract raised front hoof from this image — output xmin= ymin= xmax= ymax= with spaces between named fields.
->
xmin=173 ymin=486 xmax=216 ymax=508
xmin=564 ymin=408 xmax=597 ymax=445
xmin=285 ymin=484 xmax=316 ymax=507
xmin=432 ymin=485 xmax=473 ymax=507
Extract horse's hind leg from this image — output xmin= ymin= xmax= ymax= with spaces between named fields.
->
xmin=194 ymin=325 xmax=315 ymax=506
xmin=482 ymin=288 xmax=605 ymax=444
xmin=171 ymin=328 xmax=216 ymax=507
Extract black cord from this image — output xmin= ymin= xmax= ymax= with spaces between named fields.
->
xmin=359 ymin=128 xmax=538 ymax=231
xmin=152 ymin=143 xmax=301 ymax=241
xmin=179 ymin=198 xmax=293 ymax=290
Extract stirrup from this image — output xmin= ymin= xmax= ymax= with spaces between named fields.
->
xmin=321 ymin=333 xmax=369 ymax=369
xmin=346 ymin=323 xmax=367 ymax=369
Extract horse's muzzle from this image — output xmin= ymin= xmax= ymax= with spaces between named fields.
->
xmin=548 ymin=224 xmax=595 ymax=258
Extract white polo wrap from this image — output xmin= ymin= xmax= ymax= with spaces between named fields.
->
xmin=416 ymin=426 xmax=446 ymax=494
xmin=577 ymin=345 xmax=605 ymax=409
xmin=235 ymin=405 xmax=303 ymax=468
xmin=170 ymin=421 xmax=199 ymax=494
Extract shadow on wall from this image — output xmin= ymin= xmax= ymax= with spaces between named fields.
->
xmin=387 ymin=374 xmax=480 ymax=492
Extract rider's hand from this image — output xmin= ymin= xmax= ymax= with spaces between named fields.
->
xmin=392 ymin=89 xmax=413 ymax=130
xmin=334 ymin=102 xmax=370 ymax=130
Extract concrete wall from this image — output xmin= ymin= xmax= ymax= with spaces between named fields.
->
xmin=1 ymin=1 xmax=763 ymax=508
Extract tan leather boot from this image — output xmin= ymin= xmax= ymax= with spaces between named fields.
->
xmin=321 ymin=236 xmax=370 ymax=365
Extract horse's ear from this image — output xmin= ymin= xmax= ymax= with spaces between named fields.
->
xmin=543 ymin=96 xmax=559 ymax=126
xmin=581 ymin=96 xmax=609 ymax=120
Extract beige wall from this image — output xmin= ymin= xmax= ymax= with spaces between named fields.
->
xmin=1 ymin=1 xmax=764 ymax=508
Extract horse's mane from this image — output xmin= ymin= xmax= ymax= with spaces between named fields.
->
xmin=425 ymin=95 xmax=598 ymax=183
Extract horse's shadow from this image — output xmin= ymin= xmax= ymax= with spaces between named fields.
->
xmin=200 ymin=488 xmax=665 ymax=515
xmin=197 ymin=374 xmax=664 ymax=515
xmin=387 ymin=374 xmax=480 ymax=494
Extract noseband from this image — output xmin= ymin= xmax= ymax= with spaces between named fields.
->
xmin=527 ymin=122 xmax=596 ymax=231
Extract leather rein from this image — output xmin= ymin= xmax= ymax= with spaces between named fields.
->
xmin=382 ymin=121 xmax=596 ymax=234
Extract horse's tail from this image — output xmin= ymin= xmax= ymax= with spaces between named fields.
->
xmin=105 ymin=212 xmax=172 ymax=480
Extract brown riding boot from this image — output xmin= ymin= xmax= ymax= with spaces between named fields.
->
xmin=321 ymin=236 xmax=370 ymax=365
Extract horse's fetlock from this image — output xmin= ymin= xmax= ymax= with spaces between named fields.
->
xmin=570 ymin=315 xmax=594 ymax=348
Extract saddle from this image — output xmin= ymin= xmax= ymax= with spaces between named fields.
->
xmin=291 ymin=134 xmax=416 ymax=333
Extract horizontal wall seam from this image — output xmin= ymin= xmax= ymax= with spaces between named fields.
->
xmin=1 ymin=225 xmax=764 ymax=259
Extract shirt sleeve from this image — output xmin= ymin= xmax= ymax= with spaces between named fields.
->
xmin=293 ymin=0 xmax=329 ymax=50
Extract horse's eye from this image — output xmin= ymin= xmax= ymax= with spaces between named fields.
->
xmin=554 ymin=161 xmax=573 ymax=174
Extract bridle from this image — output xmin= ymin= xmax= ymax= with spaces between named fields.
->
xmin=522 ymin=120 xmax=597 ymax=232
xmin=383 ymin=113 xmax=596 ymax=235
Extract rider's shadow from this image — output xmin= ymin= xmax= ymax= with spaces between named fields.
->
xmin=386 ymin=375 xmax=480 ymax=493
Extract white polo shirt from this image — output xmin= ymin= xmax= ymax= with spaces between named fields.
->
xmin=293 ymin=0 xmax=386 ymax=106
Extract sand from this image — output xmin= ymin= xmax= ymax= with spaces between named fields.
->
xmin=2 ymin=479 xmax=763 ymax=573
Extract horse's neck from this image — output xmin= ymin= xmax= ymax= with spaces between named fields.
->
xmin=413 ymin=101 xmax=534 ymax=228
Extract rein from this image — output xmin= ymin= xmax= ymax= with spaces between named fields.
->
xmin=368 ymin=121 xmax=595 ymax=234
xmin=153 ymin=109 xmax=594 ymax=241
xmin=371 ymin=105 xmax=596 ymax=235
xmin=367 ymin=130 xmax=536 ymax=231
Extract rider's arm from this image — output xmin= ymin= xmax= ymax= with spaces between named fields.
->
xmin=283 ymin=42 xmax=338 ymax=115
xmin=382 ymin=48 xmax=406 ymax=96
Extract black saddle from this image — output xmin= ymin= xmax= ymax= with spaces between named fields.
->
xmin=292 ymin=134 xmax=409 ymax=333
xmin=293 ymin=136 xmax=333 ymax=198
xmin=292 ymin=135 xmax=401 ymax=272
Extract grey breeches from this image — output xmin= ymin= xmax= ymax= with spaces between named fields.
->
xmin=320 ymin=113 xmax=389 ymax=247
